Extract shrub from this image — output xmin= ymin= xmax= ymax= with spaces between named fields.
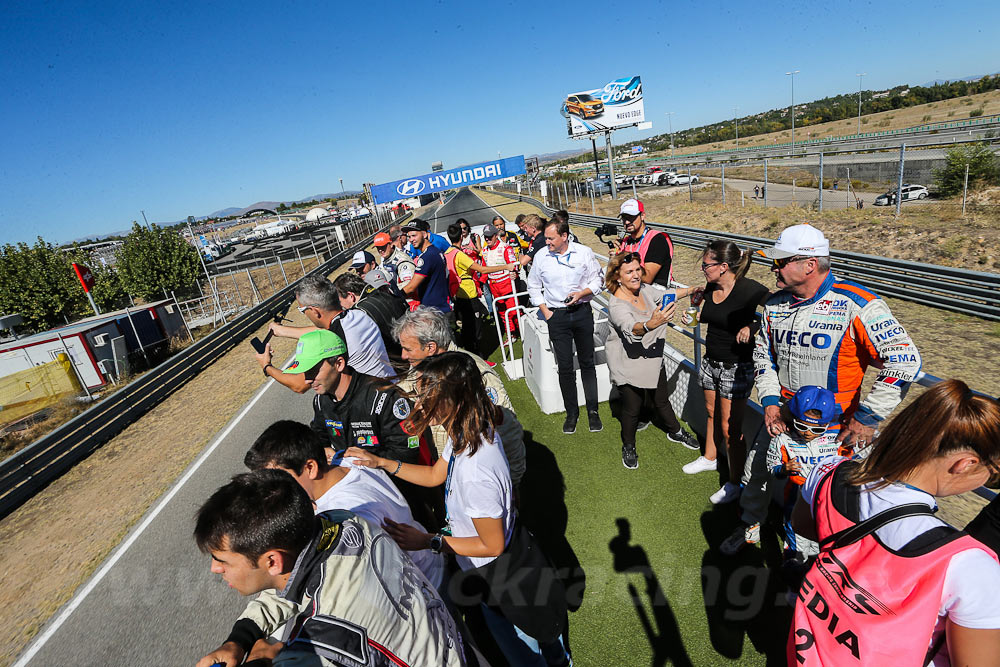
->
xmin=922 ymin=114 xmax=932 ymax=121
xmin=934 ymin=142 xmax=1000 ymax=197
xmin=970 ymin=108 xmax=984 ymax=117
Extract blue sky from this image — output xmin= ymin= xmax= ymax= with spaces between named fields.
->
xmin=1 ymin=0 xmax=997 ymax=244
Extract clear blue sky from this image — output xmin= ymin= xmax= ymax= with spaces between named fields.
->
xmin=1 ymin=0 xmax=997 ymax=244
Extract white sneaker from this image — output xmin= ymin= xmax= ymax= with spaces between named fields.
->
xmin=682 ymin=455 xmax=717 ymax=474
xmin=710 ymin=482 xmax=741 ymax=505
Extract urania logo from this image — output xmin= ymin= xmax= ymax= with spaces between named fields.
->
xmin=397 ymin=179 xmax=426 ymax=196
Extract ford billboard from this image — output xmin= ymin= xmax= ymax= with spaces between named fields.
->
xmin=562 ymin=76 xmax=645 ymax=137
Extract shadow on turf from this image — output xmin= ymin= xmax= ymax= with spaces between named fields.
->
xmin=517 ymin=430 xmax=587 ymax=613
xmin=699 ymin=507 xmax=794 ymax=666
xmin=608 ymin=518 xmax=694 ymax=667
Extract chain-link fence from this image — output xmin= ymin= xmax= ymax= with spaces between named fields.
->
xmin=517 ymin=139 xmax=1000 ymax=221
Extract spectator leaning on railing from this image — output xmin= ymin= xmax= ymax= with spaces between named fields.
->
xmin=604 ymin=252 xmax=700 ymax=469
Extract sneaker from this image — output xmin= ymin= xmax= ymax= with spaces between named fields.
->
xmin=668 ymin=429 xmax=700 ymax=450
xmin=563 ymin=414 xmax=578 ymax=434
xmin=682 ymin=455 xmax=717 ymax=474
xmin=636 ymin=421 xmax=650 ymax=432
xmin=622 ymin=444 xmax=638 ymax=469
xmin=719 ymin=523 xmax=761 ymax=556
xmin=588 ymin=411 xmax=603 ymax=432
xmin=710 ymin=482 xmax=741 ymax=505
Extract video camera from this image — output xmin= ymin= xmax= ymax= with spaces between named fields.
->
xmin=250 ymin=312 xmax=293 ymax=354
xmin=595 ymin=223 xmax=620 ymax=249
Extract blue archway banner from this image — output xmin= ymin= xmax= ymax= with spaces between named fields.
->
xmin=372 ymin=156 xmax=526 ymax=204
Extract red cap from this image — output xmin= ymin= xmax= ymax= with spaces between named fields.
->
xmin=373 ymin=232 xmax=392 ymax=247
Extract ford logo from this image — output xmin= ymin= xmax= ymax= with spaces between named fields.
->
xmin=397 ymin=179 xmax=426 ymax=196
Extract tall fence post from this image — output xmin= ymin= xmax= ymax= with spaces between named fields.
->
xmin=310 ymin=237 xmax=320 ymax=266
xmin=764 ymin=159 xmax=769 ymax=207
xmin=721 ymin=164 xmax=726 ymax=205
xmin=846 ymin=167 xmax=851 ymax=209
xmin=261 ymin=259 xmax=275 ymax=292
xmin=895 ymin=143 xmax=905 ymax=217
xmin=962 ymin=163 xmax=970 ymax=216
xmin=324 ymin=233 xmax=334 ymax=260
xmin=632 ymin=180 xmax=637 ymax=199
xmin=818 ymin=151 xmax=824 ymax=212
xmin=687 ymin=167 xmax=693 ymax=202
xmin=245 ymin=268 xmax=262 ymax=305
xmin=172 ymin=291 xmax=194 ymax=341
xmin=590 ymin=185 xmax=595 ymax=215
xmin=229 ymin=270 xmax=243 ymax=307
xmin=273 ymin=250 xmax=289 ymax=285
xmin=295 ymin=247 xmax=306 ymax=275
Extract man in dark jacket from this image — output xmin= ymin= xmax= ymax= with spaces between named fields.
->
xmin=331 ymin=270 xmax=408 ymax=363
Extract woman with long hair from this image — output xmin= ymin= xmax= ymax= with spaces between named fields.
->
xmin=346 ymin=352 xmax=569 ymax=666
xmin=789 ymin=379 xmax=1000 ymax=665
xmin=605 ymin=252 xmax=701 ymax=469
xmin=681 ymin=241 xmax=769 ymax=507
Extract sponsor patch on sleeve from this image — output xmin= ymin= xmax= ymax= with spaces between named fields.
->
xmin=486 ymin=386 xmax=499 ymax=405
xmin=392 ymin=398 xmax=411 ymax=419
xmin=407 ymin=435 xmax=419 ymax=449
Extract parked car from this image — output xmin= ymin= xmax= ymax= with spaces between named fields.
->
xmin=565 ymin=93 xmax=605 ymax=119
xmin=671 ymin=173 xmax=700 ymax=185
xmin=873 ymin=184 xmax=929 ymax=206
xmin=651 ymin=172 xmax=672 ymax=186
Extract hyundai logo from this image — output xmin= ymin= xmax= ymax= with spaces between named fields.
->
xmin=397 ymin=179 xmax=426 ymax=196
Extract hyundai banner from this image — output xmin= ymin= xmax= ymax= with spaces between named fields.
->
xmin=371 ymin=156 xmax=527 ymax=204
xmin=562 ymin=76 xmax=645 ymax=137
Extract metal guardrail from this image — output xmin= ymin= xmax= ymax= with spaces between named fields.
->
xmin=0 ymin=215 xmax=403 ymax=520
xmin=487 ymin=188 xmax=1000 ymax=321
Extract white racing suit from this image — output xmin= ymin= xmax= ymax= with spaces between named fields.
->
xmin=225 ymin=511 xmax=464 ymax=666
xmin=739 ymin=272 xmax=921 ymax=527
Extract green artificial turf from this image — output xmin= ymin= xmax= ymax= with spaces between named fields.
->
xmin=489 ymin=342 xmax=792 ymax=666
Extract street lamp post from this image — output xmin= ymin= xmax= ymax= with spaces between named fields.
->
xmin=856 ymin=72 xmax=867 ymax=136
xmin=339 ymin=178 xmax=345 ymax=198
xmin=786 ymin=70 xmax=800 ymax=152
xmin=734 ymin=106 xmax=739 ymax=149
xmin=665 ymin=112 xmax=675 ymax=158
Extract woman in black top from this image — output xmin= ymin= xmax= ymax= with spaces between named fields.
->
xmin=681 ymin=241 xmax=769 ymax=507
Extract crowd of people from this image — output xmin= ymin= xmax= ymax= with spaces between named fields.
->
xmin=191 ymin=204 xmax=1000 ymax=666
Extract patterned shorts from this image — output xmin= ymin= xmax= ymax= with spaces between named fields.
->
xmin=699 ymin=358 xmax=756 ymax=400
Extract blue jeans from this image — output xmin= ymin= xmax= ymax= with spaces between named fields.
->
xmin=480 ymin=604 xmax=570 ymax=666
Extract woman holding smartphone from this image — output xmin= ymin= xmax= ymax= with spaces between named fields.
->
xmin=345 ymin=352 xmax=570 ymax=667
xmin=605 ymin=252 xmax=700 ymax=469
xmin=682 ymin=241 xmax=769 ymax=504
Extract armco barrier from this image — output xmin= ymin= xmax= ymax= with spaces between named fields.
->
xmin=0 ymin=215 xmax=405 ymax=520
xmin=486 ymin=188 xmax=1000 ymax=321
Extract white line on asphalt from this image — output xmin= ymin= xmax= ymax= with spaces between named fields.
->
xmin=13 ymin=377 xmax=281 ymax=666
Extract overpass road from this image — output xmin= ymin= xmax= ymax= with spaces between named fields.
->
xmin=15 ymin=188 xmax=510 ymax=667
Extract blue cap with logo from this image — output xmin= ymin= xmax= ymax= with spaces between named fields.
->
xmin=787 ymin=385 xmax=841 ymax=425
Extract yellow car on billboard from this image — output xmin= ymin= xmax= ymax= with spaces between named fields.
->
xmin=565 ymin=93 xmax=604 ymax=119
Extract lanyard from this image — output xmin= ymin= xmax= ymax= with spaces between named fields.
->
xmin=442 ymin=454 xmax=456 ymax=535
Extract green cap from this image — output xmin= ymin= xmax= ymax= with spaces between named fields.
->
xmin=286 ymin=330 xmax=347 ymax=374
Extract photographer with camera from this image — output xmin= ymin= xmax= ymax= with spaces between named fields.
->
xmin=611 ymin=199 xmax=674 ymax=288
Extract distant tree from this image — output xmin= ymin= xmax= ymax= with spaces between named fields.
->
xmin=0 ymin=237 xmax=90 ymax=332
xmin=934 ymin=142 xmax=1000 ymax=197
xmin=116 ymin=223 xmax=201 ymax=300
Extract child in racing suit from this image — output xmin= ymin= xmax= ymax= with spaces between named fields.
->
xmin=766 ymin=385 xmax=844 ymax=564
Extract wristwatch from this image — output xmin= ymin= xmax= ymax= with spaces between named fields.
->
xmin=429 ymin=533 xmax=444 ymax=554
xmin=261 ymin=363 xmax=274 ymax=377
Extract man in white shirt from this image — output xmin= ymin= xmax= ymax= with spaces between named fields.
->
xmin=527 ymin=219 xmax=604 ymax=434
xmin=244 ymin=419 xmax=444 ymax=588
xmin=254 ymin=274 xmax=393 ymax=391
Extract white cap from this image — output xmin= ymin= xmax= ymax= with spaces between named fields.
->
xmin=619 ymin=199 xmax=644 ymax=217
xmin=365 ymin=267 xmax=392 ymax=290
xmin=759 ymin=224 xmax=829 ymax=259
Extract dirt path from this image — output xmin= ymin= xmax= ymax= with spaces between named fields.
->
xmin=0 ymin=262 xmax=353 ymax=667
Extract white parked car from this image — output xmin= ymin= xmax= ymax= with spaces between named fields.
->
xmin=873 ymin=184 xmax=929 ymax=206
xmin=671 ymin=173 xmax=700 ymax=185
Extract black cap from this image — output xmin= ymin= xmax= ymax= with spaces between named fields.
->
xmin=401 ymin=218 xmax=430 ymax=233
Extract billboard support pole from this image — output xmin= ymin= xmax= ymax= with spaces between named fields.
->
xmin=605 ymin=131 xmax=618 ymax=199
xmin=591 ymin=138 xmax=600 ymax=178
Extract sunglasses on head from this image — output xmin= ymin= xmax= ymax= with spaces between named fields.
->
xmin=620 ymin=252 xmax=641 ymax=263
xmin=792 ymin=418 xmax=829 ymax=434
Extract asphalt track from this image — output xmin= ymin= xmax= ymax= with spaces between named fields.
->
xmin=15 ymin=187 xmax=504 ymax=667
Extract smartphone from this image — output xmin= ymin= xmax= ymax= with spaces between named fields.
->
xmin=563 ymin=295 xmax=574 ymax=304
xmin=660 ymin=293 xmax=676 ymax=309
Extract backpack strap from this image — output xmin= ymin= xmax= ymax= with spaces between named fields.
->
xmin=819 ymin=503 xmax=936 ymax=551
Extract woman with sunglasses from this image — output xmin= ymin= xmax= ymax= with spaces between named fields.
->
xmin=605 ymin=252 xmax=701 ymax=469
xmin=789 ymin=379 xmax=1000 ymax=666
xmin=345 ymin=352 xmax=571 ymax=666
xmin=682 ymin=241 xmax=770 ymax=504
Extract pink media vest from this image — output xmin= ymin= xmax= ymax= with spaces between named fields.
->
xmin=619 ymin=228 xmax=673 ymax=284
xmin=789 ymin=461 xmax=997 ymax=665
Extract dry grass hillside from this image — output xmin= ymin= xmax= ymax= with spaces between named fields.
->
xmin=646 ymin=89 xmax=1000 ymax=158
